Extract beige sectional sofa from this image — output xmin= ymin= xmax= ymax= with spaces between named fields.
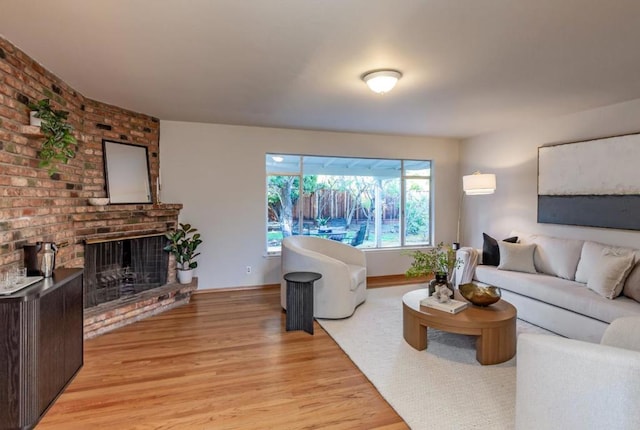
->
xmin=457 ymin=231 xmax=640 ymax=343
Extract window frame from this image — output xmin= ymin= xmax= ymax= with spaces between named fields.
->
xmin=266 ymin=154 xmax=432 ymax=254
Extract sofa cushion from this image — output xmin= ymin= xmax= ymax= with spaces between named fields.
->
xmin=497 ymin=242 xmax=537 ymax=274
xmin=587 ymin=251 xmax=635 ymax=299
xmin=575 ymin=241 xmax=636 ymax=283
xmin=623 ymin=262 xmax=640 ymax=303
xmin=482 ymin=233 xmax=518 ymax=266
xmin=346 ymin=264 xmax=366 ymax=291
xmin=518 ymin=233 xmax=583 ymax=280
xmin=475 ymin=265 xmax=640 ymax=323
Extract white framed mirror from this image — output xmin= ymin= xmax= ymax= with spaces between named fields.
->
xmin=103 ymin=140 xmax=152 ymax=204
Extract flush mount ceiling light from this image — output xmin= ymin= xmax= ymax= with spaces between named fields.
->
xmin=362 ymin=70 xmax=402 ymax=94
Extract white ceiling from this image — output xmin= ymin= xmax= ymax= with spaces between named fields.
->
xmin=2 ymin=0 xmax=640 ymax=138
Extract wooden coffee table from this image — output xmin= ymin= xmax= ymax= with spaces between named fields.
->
xmin=402 ymin=288 xmax=517 ymax=365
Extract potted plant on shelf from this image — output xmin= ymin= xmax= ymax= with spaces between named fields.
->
xmin=28 ymin=98 xmax=78 ymax=176
xmin=316 ymin=217 xmax=330 ymax=233
xmin=405 ymin=242 xmax=460 ymax=298
xmin=164 ymin=223 xmax=203 ymax=284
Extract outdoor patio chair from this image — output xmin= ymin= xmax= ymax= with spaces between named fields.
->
xmin=350 ymin=224 xmax=367 ymax=247
xmin=328 ymin=232 xmax=346 ymax=242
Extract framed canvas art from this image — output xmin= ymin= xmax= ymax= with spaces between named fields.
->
xmin=538 ymin=132 xmax=640 ymax=230
xmin=103 ymin=140 xmax=152 ymax=204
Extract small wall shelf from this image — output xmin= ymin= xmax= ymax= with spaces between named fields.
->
xmin=19 ymin=124 xmax=44 ymax=137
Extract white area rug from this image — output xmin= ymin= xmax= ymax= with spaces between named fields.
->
xmin=317 ymin=284 xmax=553 ymax=430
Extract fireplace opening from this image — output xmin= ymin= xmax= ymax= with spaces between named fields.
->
xmin=84 ymin=234 xmax=169 ymax=308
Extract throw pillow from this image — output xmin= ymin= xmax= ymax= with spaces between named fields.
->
xmin=482 ymin=233 xmax=518 ymax=266
xmin=622 ymin=261 xmax=640 ymax=303
xmin=575 ymin=241 xmax=635 ymax=283
xmin=497 ymin=242 xmax=537 ymax=274
xmin=527 ymin=235 xmax=584 ymax=280
xmin=587 ymin=250 xmax=635 ymax=299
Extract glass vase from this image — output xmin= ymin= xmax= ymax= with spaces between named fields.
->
xmin=428 ymin=272 xmax=454 ymax=299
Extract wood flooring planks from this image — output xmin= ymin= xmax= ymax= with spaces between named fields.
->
xmin=37 ymin=288 xmax=408 ymax=429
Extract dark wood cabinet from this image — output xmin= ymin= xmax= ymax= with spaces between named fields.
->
xmin=0 ymin=269 xmax=83 ymax=430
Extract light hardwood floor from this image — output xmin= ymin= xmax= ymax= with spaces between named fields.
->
xmin=38 ymin=286 xmax=408 ymax=430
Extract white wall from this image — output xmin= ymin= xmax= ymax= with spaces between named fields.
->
xmin=460 ymin=98 xmax=640 ymax=250
xmin=160 ymin=121 xmax=460 ymax=289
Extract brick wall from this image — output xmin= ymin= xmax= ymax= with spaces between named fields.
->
xmin=0 ymin=36 xmax=174 ymax=273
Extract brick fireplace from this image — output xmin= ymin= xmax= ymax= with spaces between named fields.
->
xmin=74 ymin=203 xmax=198 ymax=339
xmin=0 ymin=36 xmax=197 ymax=339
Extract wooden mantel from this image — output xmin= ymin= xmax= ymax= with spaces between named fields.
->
xmin=72 ymin=203 xmax=183 ymax=243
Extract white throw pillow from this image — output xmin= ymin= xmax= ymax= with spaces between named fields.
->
xmin=575 ymin=241 xmax=608 ymax=283
xmin=497 ymin=242 xmax=537 ymax=274
xmin=623 ymin=261 xmax=640 ymax=303
xmin=575 ymin=241 xmax=635 ymax=283
xmin=527 ymin=235 xmax=584 ymax=280
xmin=587 ymin=250 xmax=635 ymax=299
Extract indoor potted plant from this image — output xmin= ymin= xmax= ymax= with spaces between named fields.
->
xmin=28 ymin=98 xmax=78 ymax=176
xmin=405 ymin=242 xmax=460 ymax=297
xmin=164 ymin=223 xmax=203 ymax=284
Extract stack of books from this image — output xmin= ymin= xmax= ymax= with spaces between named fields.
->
xmin=420 ymin=296 xmax=468 ymax=314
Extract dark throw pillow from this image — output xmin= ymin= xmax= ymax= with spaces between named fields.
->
xmin=482 ymin=233 xmax=518 ymax=266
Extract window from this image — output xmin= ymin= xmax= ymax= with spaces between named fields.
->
xmin=266 ymin=155 xmax=431 ymax=253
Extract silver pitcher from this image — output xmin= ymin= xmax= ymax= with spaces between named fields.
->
xmin=40 ymin=242 xmax=57 ymax=277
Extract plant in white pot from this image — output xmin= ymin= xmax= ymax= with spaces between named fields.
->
xmin=164 ymin=223 xmax=203 ymax=284
xmin=28 ymin=98 xmax=78 ymax=176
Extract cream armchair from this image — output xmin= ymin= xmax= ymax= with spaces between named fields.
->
xmin=281 ymin=236 xmax=366 ymax=319
xmin=515 ymin=316 xmax=640 ymax=430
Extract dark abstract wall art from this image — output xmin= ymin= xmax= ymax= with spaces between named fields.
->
xmin=538 ymin=132 xmax=640 ymax=230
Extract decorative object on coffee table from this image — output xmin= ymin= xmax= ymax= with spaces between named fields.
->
xmin=459 ymin=282 xmax=502 ymax=306
xmin=429 ymin=274 xmax=453 ymax=300
xmin=432 ymin=283 xmax=453 ymax=303
xmin=420 ymin=295 xmax=468 ymax=314
xmin=405 ymin=242 xmax=460 ymax=298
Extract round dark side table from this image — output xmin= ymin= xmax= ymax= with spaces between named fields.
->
xmin=284 ymin=271 xmax=322 ymax=334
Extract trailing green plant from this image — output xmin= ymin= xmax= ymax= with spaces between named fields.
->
xmin=28 ymin=98 xmax=78 ymax=176
xmin=163 ymin=223 xmax=203 ymax=270
xmin=404 ymin=242 xmax=460 ymax=278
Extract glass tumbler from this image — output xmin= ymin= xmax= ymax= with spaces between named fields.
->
xmin=15 ymin=267 xmax=27 ymax=285
xmin=0 ymin=270 xmax=8 ymax=290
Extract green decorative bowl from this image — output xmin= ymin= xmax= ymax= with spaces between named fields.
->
xmin=459 ymin=283 xmax=501 ymax=306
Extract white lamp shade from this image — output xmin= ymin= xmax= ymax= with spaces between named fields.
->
xmin=463 ymin=173 xmax=496 ymax=195
xmin=363 ymin=70 xmax=402 ymax=94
